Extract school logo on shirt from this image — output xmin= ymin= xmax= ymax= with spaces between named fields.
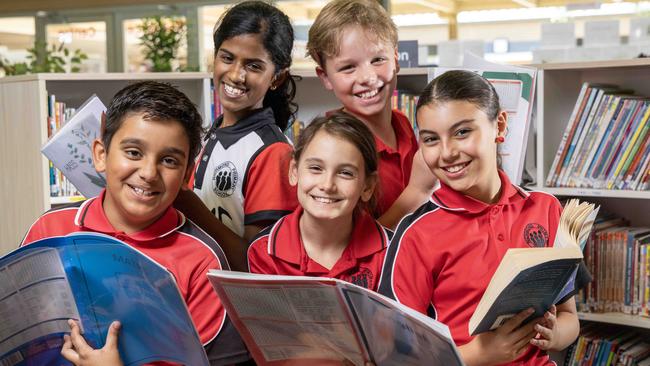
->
xmin=524 ymin=223 xmax=549 ymax=247
xmin=212 ymin=161 xmax=238 ymax=198
xmin=349 ymin=267 xmax=373 ymax=289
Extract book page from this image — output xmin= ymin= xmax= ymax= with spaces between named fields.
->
xmin=342 ymin=287 xmax=463 ymax=366
xmin=0 ymin=248 xmax=79 ymax=362
xmin=220 ymin=283 xmax=364 ymax=365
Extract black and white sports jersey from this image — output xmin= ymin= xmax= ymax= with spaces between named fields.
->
xmin=192 ymin=108 xmax=298 ymax=236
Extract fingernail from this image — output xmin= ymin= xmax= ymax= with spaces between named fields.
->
xmin=528 ymin=308 xmax=535 ymax=314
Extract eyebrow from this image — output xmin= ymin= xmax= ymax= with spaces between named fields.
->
xmin=218 ymin=47 xmax=267 ymax=65
xmin=304 ymin=157 xmax=360 ymax=170
xmin=419 ymin=119 xmax=475 ymax=135
xmin=119 ymin=138 xmax=187 ymax=158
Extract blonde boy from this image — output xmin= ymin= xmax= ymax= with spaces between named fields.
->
xmin=307 ymin=0 xmax=435 ymax=228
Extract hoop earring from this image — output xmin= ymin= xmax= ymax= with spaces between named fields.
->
xmin=495 ymin=136 xmax=505 ymax=144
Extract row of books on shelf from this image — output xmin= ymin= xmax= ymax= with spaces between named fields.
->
xmin=546 ymin=83 xmax=650 ymax=191
xmin=577 ymin=213 xmax=650 ymax=316
xmin=391 ymin=90 xmax=419 ymax=131
xmin=564 ymin=323 xmax=650 ymax=366
xmin=47 ymin=95 xmax=82 ymax=198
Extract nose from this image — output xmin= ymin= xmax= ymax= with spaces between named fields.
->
xmin=139 ymin=158 xmax=158 ymax=182
xmin=318 ymin=173 xmax=336 ymax=193
xmin=227 ymin=63 xmax=246 ymax=84
xmin=440 ymin=140 xmax=459 ymax=163
xmin=357 ymin=64 xmax=378 ymax=86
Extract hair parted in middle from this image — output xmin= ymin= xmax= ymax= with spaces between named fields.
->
xmin=306 ymin=0 xmax=398 ymax=67
xmin=293 ymin=111 xmax=380 ymax=216
xmin=212 ymin=0 xmax=298 ymax=131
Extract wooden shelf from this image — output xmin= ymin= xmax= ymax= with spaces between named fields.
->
xmin=50 ymin=196 xmax=85 ymax=205
xmin=578 ymin=312 xmax=650 ymax=329
xmin=535 ymin=187 xmax=650 ymax=200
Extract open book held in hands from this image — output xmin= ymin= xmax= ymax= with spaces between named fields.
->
xmin=208 ymin=270 xmax=465 ymax=366
xmin=0 ymin=232 xmax=208 ymax=366
xmin=41 ymin=95 xmax=106 ymax=198
xmin=469 ymin=199 xmax=599 ymax=336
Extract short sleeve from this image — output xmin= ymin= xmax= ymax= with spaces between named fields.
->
xmin=186 ymin=256 xmax=225 ymax=345
xmin=379 ymin=223 xmax=435 ymax=316
xmin=243 ymin=142 xmax=298 ymax=225
xmin=247 ymin=237 xmax=278 ymax=275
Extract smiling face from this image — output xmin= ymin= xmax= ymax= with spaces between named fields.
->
xmin=316 ymin=25 xmax=398 ymax=123
xmin=213 ymin=33 xmax=279 ymax=126
xmin=93 ymin=113 xmax=192 ymax=233
xmin=417 ymin=100 xmax=507 ymax=203
xmin=290 ymin=130 xmax=375 ymax=224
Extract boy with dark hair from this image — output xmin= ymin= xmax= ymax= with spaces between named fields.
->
xmin=307 ymin=0 xmax=436 ymax=228
xmin=22 ymin=81 xmax=249 ymax=365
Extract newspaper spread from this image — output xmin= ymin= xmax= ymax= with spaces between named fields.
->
xmin=0 ymin=232 xmax=208 ymax=366
xmin=208 ymin=270 xmax=465 ymax=366
xmin=428 ymin=53 xmax=537 ymax=185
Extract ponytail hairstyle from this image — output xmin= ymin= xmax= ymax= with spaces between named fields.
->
xmin=213 ymin=0 xmax=298 ymax=131
xmin=293 ymin=111 xmax=379 ymax=217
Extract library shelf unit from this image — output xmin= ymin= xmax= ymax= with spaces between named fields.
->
xmin=0 ymin=72 xmax=213 ymax=255
xmin=534 ymin=58 xmax=650 ymax=357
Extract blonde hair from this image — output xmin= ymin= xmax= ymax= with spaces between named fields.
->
xmin=307 ymin=0 xmax=398 ymax=66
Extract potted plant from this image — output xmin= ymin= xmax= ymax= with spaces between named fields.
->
xmin=137 ymin=16 xmax=186 ymax=72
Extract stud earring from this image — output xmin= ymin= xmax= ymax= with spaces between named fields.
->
xmin=495 ymin=136 xmax=505 ymax=144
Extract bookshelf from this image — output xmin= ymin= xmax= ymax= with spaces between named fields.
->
xmin=0 ymin=72 xmax=213 ymax=255
xmin=535 ymin=59 xmax=650 ymax=365
xmin=534 ymin=58 xmax=650 ymax=227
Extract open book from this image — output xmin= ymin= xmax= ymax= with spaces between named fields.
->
xmin=0 ymin=232 xmax=208 ymax=366
xmin=208 ymin=270 xmax=464 ymax=366
xmin=41 ymin=94 xmax=106 ymax=198
xmin=469 ymin=199 xmax=599 ymax=335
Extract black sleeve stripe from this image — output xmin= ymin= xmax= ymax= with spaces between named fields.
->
xmin=178 ymin=219 xmax=231 ymax=271
xmin=203 ymin=315 xmax=251 ymax=365
xmin=377 ymin=201 xmax=439 ymax=301
xmin=244 ymin=210 xmax=292 ymax=226
xmin=270 ymin=216 xmax=286 ymax=256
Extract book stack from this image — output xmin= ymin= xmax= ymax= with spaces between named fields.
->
xmin=564 ymin=323 xmax=650 ymax=366
xmin=546 ymin=83 xmax=650 ymax=191
xmin=392 ymin=90 xmax=419 ymax=131
xmin=577 ymin=213 xmax=650 ymax=316
xmin=47 ymin=94 xmax=81 ymax=198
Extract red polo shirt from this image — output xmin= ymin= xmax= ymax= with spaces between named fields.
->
xmin=378 ymin=171 xmax=562 ymax=366
xmin=374 ymin=110 xmax=418 ymax=216
xmin=22 ymin=190 xmax=249 ymax=364
xmin=247 ymin=207 xmax=390 ymax=291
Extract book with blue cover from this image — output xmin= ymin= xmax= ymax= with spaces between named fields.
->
xmin=0 ymin=232 xmax=208 ymax=366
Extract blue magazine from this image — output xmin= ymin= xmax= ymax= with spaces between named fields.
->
xmin=0 ymin=232 xmax=209 ymax=366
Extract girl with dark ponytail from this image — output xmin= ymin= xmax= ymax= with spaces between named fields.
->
xmin=185 ymin=0 xmax=300 ymax=243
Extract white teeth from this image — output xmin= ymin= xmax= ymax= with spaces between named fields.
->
xmin=313 ymin=196 xmax=337 ymax=204
xmin=132 ymin=186 xmax=154 ymax=197
xmin=224 ymin=84 xmax=245 ymax=97
xmin=444 ymin=163 xmax=467 ymax=173
xmin=358 ymin=89 xmax=379 ymax=99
